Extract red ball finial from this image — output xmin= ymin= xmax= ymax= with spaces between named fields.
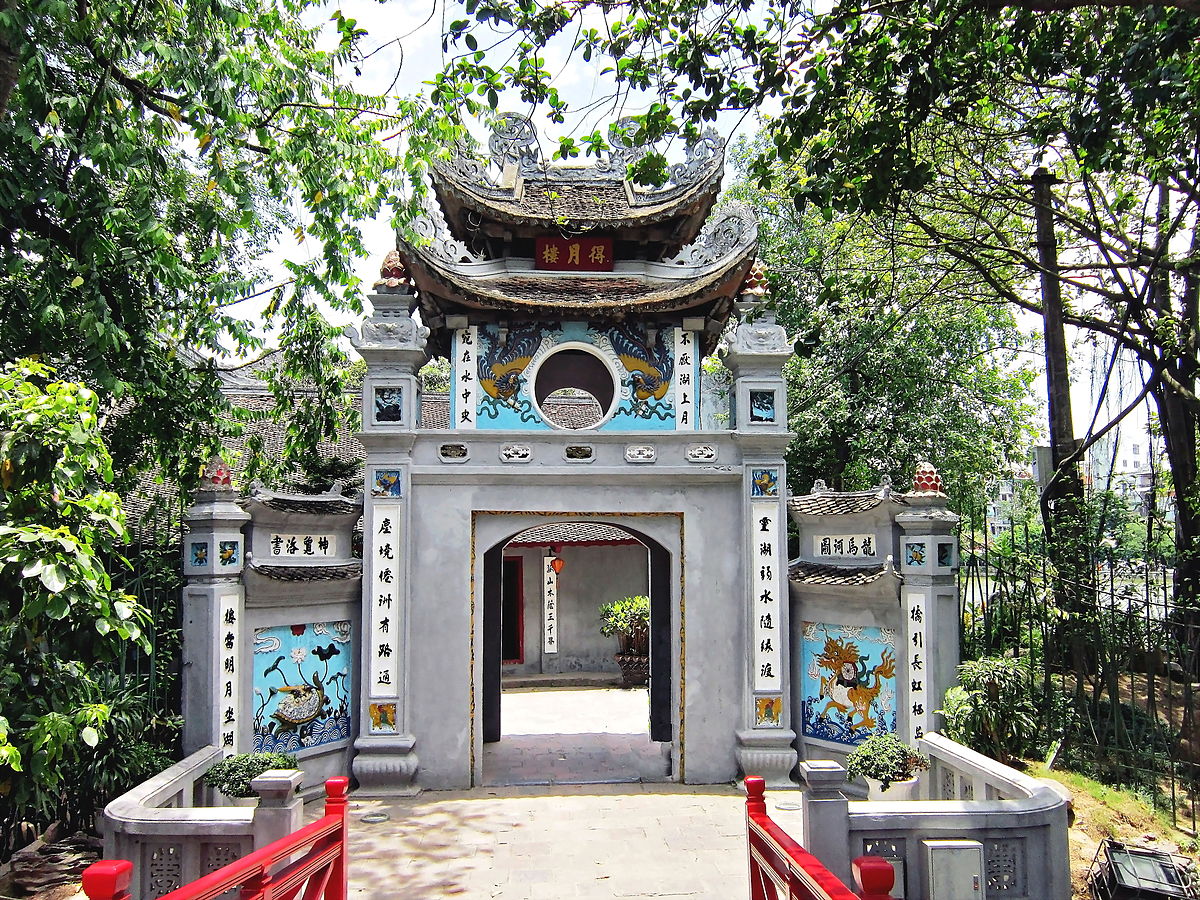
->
xmin=912 ymin=462 xmax=944 ymax=494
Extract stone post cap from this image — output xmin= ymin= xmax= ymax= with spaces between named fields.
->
xmin=799 ymin=760 xmax=848 ymax=797
xmin=251 ymin=769 xmax=304 ymax=806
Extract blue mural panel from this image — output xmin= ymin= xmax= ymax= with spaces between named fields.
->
xmin=800 ymin=622 xmax=897 ymax=747
xmin=252 ymin=621 xmax=353 ymax=753
xmin=460 ymin=322 xmax=695 ymax=432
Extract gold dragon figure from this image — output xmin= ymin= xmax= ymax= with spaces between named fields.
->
xmin=815 ymin=634 xmax=896 ymax=733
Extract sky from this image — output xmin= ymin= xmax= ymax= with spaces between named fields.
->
xmin=236 ymin=1 xmax=1157 ymax=468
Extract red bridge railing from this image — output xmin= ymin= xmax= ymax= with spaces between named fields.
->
xmin=745 ymin=777 xmax=894 ymax=900
xmin=83 ymin=777 xmax=349 ymax=900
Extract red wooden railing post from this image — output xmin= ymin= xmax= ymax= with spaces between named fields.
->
xmin=745 ymin=776 xmax=767 ymax=816
xmin=852 ymin=856 xmax=895 ymax=900
xmin=83 ymin=860 xmax=134 ymax=900
xmin=744 ymin=777 xmax=769 ymax=900
xmin=323 ymin=776 xmax=350 ymax=900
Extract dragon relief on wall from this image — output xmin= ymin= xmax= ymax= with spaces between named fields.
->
xmin=801 ymin=623 xmax=897 ymax=746
xmin=470 ymin=322 xmax=680 ymax=426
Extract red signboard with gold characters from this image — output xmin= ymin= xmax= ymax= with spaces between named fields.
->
xmin=534 ymin=237 xmax=614 ymax=272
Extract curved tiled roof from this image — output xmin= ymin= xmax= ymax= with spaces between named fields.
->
xmin=507 ymin=522 xmax=645 ymax=547
xmin=248 ymin=495 xmax=362 ymax=516
xmin=788 ymin=562 xmax=892 ymax=585
xmin=787 ymin=489 xmax=908 ymax=517
xmin=428 ymin=115 xmax=726 ymax=252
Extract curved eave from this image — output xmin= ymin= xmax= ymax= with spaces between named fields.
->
xmin=429 ymin=160 xmax=723 ymax=251
xmin=401 ymin=240 xmax=755 ymax=356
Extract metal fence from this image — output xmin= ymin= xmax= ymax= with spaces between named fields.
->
xmin=957 ymin=510 xmax=1199 ymax=832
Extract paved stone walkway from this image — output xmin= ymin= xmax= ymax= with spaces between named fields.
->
xmin=344 ymin=784 xmax=748 ymax=899
xmin=484 ymin=687 xmax=669 ymax=786
xmin=343 ymin=686 xmax=749 ymax=898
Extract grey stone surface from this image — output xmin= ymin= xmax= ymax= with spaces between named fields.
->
xmin=500 ymin=543 xmax=648 ymax=676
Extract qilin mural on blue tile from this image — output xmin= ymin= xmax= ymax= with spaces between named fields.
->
xmin=460 ymin=322 xmax=696 ymax=431
xmin=800 ymin=622 xmax=896 ymax=747
xmin=253 ymin=621 xmax=353 ymax=753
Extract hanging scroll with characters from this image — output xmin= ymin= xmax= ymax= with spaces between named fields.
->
xmin=800 ymin=622 xmax=897 ymax=747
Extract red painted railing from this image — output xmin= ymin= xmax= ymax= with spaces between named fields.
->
xmin=83 ymin=777 xmax=349 ymax=900
xmin=745 ymin=777 xmax=894 ymax=900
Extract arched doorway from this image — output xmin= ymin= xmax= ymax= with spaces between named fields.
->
xmin=479 ymin=518 xmax=675 ymax=783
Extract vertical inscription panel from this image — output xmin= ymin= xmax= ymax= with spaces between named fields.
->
xmin=673 ymin=328 xmax=698 ymax=431
xmin=370 ymin=503 xmax=402 ymax=695
xmin=543 ymin=556 xmax=559 ymax=655
xmin=751 ymin=499 xmax=783 ymax=693
xmin=218 ymin=592 xmax=241 ymax=752
xmin=905 ymin=591 xmax=930 ymax=742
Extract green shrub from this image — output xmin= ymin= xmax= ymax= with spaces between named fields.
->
xmin=939 ymin=655 xmax=1038 ymax=764
xmin=598 ymin=595 xmax=650 ymax=638
xmin=845 ymin=733 xmax=929 ymax=790
xmin=203 ymin=752 xmax=297 ymax=799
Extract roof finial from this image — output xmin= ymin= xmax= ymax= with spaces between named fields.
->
xmin=199 ymin=455 xmax=234 ymax=492
xmin=912 ymin=462 xmax=945 ymax=495
xmin=374 ymin=250 xmax=414 ymax=293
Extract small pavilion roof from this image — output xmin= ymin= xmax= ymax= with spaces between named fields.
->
xmin=428 ymin=114 xmax=725 ymax=255
xmin=396 ymin=201 xmax=757 ymax=357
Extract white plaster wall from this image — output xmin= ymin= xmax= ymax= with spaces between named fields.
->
xmin=501 ymin=543 xmax=649 ymax=676
xmin=402 ymin=459 xmax=746 ymax=789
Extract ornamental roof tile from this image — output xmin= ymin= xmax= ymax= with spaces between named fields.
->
xmin=247 ymin=561 xmax=363 ymax=582
xmin=507 ymin=522 xmax=644 ymax=546
xmin=787 ymin=561 xmax=891 ymax=586
xmin=787 ymin=490 xmax=908 ymax=517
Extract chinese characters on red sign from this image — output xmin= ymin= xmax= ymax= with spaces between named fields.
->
xmin=534 ymin=237 xmax=614 ymax=271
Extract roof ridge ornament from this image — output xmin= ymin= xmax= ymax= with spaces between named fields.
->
xmin=409 ymin=196 xmax=484 ymax=265
xmin=442 ymin=112 xmax=726 ymax=191
xmin=664 ymin=203 xmax=757 ymax=267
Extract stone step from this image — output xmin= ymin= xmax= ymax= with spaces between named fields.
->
xmin=501 ymin=672 xmax=624 ymax=690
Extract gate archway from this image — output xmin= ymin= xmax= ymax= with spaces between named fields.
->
xmin=473 ymin=512 xmax=682 ymax=785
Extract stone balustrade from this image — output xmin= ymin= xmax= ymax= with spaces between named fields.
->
xmin=102 ymin=747 xmax=304 ymax=900
xmin=775 ymin=734 xmax=1071 ymax=900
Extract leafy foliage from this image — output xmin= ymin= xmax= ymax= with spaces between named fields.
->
xmin=939 ymin=655 xmax=1040 ymax=765
xmin=598 ymin=595 xmax=650 ymax=639
xmin=0 ymin=0 xmax=451 ymax=486
xmin=0 ymin=360 xmax=156 ymax=834
xmin=204 ymin=751 xmax=298 ymax=799
xmin=844 ymin=733 xmax=929 ymax=791
xmin=729 ymin=135 xmax=1039 ymax=503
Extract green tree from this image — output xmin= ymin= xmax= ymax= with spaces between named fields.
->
xmin=1 ymin=0 xmax=450 ymax=489
xmin=730 ymin=138 xmax=1039 ymax=507
xmin=0 ymin=359 xmax=148 ymax=824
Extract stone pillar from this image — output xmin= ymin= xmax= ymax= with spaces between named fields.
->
xmin=182 ymin=457 xmax=250 ymax=755
xmin=895 ymin=463 xmax=960 ymax=743
xmin=345 ymin=253 xmax=429 ymax=794
xmin=724 ymin=265 xmax=799 ymax=787
xmin=799 ymin=760 xmax=853 ymax=885
xmin=251 ymin=769 xmax=304 ymax=847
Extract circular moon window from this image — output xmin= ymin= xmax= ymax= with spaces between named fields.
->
xmin=531 ymin=347 xmax=619 ymax=430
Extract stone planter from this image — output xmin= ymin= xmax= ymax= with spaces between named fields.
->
xmin=615 ymin=652 xmax=650 ymax=687
xmin=228 ymin=795 xmax=259 ymax=808
xmin=866 ymin=776 xmax=919 ymax=802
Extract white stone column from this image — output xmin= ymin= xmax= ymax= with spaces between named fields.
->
xmin=896 ymin=463 xmax=961 ymax=742
xmin=181 ymin=457 xmax=250 ymax=755
xmin=724 ymin=268 xmax=800 ymax=787
xmin=346 ymin=257 xmax=429 ymax=794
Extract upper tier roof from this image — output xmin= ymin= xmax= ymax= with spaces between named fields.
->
xmin=428 ymin=113 xmax=725 ymax=258
xmin=393 ymin=201 xmax=758 ymax=356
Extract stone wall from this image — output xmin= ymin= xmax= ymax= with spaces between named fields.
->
xmin=501 ymin=542 xmax=649 ymax=676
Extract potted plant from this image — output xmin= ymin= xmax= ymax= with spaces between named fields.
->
xmin=845 ymin=733 xmax=929 ymax=801
xmin=599 ymin=594 xmax=651 ymax=687
xmin=203 ymin=752 xmax=298 ymax=805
